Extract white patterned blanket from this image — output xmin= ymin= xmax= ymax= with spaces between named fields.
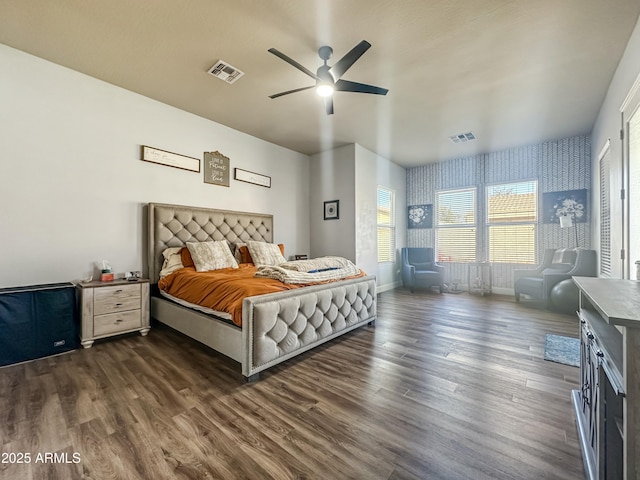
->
xmin=254 ymin=256 xmax=362 ymax=284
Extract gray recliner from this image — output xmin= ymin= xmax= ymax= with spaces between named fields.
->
xmin=401 ymin=247 xmax=444 ymax=293
xmin=514 ymin=248 xmax=597 ymax=306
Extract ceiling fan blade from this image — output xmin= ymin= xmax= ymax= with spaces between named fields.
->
xmin=268 ymin=48 xmax=321 ymax=81
xmin=324 ymin=96 xmax=334 ymax=115
xmin=335 ymin=79 xmax=388 ymax=95
xmin=269 ymin=85 xmax=315 ymax=99
xmin=328 ymin=40 xmax=371 ymax=81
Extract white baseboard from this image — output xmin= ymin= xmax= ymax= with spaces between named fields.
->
xmin=380 ymin=283 xmax=515 ymax=297
xmin=377 ymin=281 xmax=402 ymax=293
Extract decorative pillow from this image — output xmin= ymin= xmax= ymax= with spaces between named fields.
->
xmin=186 ymin=241 xmax=238 ymax=272
xmin=235 ymin=242 xmax=285 ymax=264
xmin=159 ymin=247 xmax=184 ymax=278
xmin=237 ymin=245 xmax=254 ymax=264
xmin=239 ymin=243 xmax=285 ymax=265
xmin=246 ymin=241 xmax=286 ymax=266
xmin=233 ymin=242 xmax=247 ymax=264
xmin=180 ymin=247 xmax=195 ymax=268
xmin=552 ymin=248 xmax=576 ymax=264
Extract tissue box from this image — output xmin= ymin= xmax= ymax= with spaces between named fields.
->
xmin=100 ymin=272 xmax=114 ymax=282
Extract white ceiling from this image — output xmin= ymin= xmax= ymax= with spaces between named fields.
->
xmin=1 ymin=0 xmax=639 ymax=167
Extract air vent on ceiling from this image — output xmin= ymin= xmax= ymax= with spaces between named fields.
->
xmin=449 ymin=131 xmax=476 ymax=144
xmin=207 ymin=60 xmax=245 ymax=84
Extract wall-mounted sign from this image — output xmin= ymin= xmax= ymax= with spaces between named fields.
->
xmin=204 ymin=151 xmax=230 ymax=187
xmin=141 ymin=145 xmax=200 ymax=172
xmin=234 ymin=168 xmax=271 ymax=188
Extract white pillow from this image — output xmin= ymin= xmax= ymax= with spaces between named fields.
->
xmin=186 ymin=241 xmax=238 ymax=272
xmin=246 ymin=241 xmax=286 ymax=266
xmin=159 ymin=247 xmax=184 ymax=278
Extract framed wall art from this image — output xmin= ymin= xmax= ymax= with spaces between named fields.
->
xmin=141 ymin=145 xmax=200 ymax=172
xmin=324 ymin=200 xmax=339 ymax=220
xmin=234 ymin=168 xmax=271 ymax=188
xmin=408 ymin=204 xmax=433 ymax=229
xmin=542 ymin=189 xmax=588 ymax=224
xmin=204 ymin=151 xmax=230 ymax=187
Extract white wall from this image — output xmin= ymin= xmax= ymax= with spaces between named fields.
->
xmin=591 ymin=16 xmax=640 ymax=278
xmin=376 ymin=149 xmax=407 ymax=291
xmin=310 ymin=143 xmax=406 ymax=290
xmin=0 ymin=44 xmax=310 ymax=288
xmin=354 ymin=145 xmax=378 ymax=279
xmin=309 ymin=144 xmax=357 ymax=260
xmin=354 ymin=145 xmax=406 ymax=291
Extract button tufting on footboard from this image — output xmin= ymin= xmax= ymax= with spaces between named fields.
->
xmin=259 ymin=282 xmax=376 ymax=358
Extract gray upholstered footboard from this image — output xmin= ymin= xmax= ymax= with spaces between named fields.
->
xmin=241 ymin=275 xmax=376 ymax=378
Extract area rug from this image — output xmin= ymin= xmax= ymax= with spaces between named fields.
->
xmin=544 ymin=334 xmax=580 ymax=367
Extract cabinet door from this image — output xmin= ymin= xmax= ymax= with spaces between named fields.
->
xmin=587 ymin=339 xmax=600 ymax=453
xmin=0 ymin=292 xmax=36 ymax=365
xmin=600 ymin=364 xmax=623 ymax=480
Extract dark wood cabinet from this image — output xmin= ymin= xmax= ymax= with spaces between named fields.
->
xmin=573 ymin=277 xmax=640 ymax=480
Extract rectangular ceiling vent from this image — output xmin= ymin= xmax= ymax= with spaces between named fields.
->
xmin=449 ymin=132 xmax=476 ymax=144
xmin=207 ymin=60 xmax=245 ymax=84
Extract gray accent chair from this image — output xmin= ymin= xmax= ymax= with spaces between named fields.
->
xmin=514 ymin=248 xmax=597 ymax=307
xmin=401 ymin=247 xmax=445 ymax=294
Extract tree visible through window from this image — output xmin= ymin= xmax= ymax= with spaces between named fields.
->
xmin=486 ymin=180 xmax=537 ymax=263
xmin=377 ymin=186 xmax=395 ymax=263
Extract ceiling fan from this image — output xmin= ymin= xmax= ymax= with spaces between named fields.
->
xmin=268 ymin=40 xmax=388 ymax=115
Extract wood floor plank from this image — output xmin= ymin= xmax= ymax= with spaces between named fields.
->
xmin=0 ymin=289 xmax=586 ymax=480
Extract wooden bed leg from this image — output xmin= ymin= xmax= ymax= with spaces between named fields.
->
xmin=245 ymin=373 xmax=260 ymax=383
xmin=368 ymin=319 xmax=376 ymax=327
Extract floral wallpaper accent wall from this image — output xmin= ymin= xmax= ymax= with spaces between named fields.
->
xmin=406 ymin=135 xmax=591 ymax=290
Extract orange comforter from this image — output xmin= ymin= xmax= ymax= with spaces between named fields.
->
xmin=158 ymin=264 xmax=364 ymax=327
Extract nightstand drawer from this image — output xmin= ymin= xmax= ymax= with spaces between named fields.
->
xmin=77 ymin=279 xmax=150 ymax=348
xmin=94 ymin=285 xmax=141 ymax=315
xmin=94 ymin=310 xmax=142 ymax=337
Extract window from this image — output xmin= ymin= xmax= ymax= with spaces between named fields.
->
xmin=599 ymin=142 xmax=611 ymax=277
xmin=377 ymin=186 xmax=395 ymax=263
xmin=486 ymin=180 xmax=537 ymax=264
xmin=436 ymin=188 xmax=476 ymax=262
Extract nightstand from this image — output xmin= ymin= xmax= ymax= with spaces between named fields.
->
xmin=76 ymin=278 xmax=150 ymax=348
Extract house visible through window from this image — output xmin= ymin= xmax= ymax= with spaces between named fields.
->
xmin=436 ymin=188 xmax=476 ymax=262
xmin=486 ymin=180 xmax=537 ymax=264
xmin=377 ymin=186 xmax=395 ymax=263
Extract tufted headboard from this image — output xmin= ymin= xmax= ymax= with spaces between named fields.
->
xmin=148 ymin=203 xmax=273 ymax=283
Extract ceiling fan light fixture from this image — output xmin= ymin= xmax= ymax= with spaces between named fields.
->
xmin=268 ymin=40 xmax=387 ymax=114
xmin=316 ymin=84 xmax=334 ymax=97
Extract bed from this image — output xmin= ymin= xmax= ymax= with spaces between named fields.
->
xmin=147 ymin=202 xmax=377 ymax=380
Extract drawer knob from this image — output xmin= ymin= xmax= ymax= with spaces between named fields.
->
xmin=115 ymin=303 xmax=123 ymax=307
xmin=115 ymin=319 xmax=123 ymax=324
xmin=115 ymin=289 xmax=123 ymax=293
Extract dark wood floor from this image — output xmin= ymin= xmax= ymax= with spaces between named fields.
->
xmin=0 ymin=289 xmax=585 ymax=480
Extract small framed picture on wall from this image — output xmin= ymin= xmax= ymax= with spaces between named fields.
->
xmin=324 ymin=200 xmax=339 ymax=220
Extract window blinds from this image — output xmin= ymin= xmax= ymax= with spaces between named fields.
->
xmin=486 ymin=181 xmax=537 ymax=264
xmin=436 ymin=188 xmax=476 ymax=262
xmin=377 ymin=186 xmax=395 ymax=263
